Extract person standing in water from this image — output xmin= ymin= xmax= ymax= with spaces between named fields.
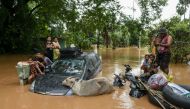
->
xmin=52 ymin=37 xmax=61 ymax=61
xmin=156 ymin=28 xmax=173 ymax=75
xmin=45 ymin=36 xmax=53 ymax=61
xmin=151 ymin=34 xmax=161 ymax=56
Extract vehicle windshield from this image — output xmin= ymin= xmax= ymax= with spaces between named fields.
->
xmin=50 ymin=59 xmax=85 ymax=77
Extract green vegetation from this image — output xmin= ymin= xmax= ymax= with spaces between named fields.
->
xmin=0 ymin=0 xmax=190 ymax=63
xmin=0 ymin=0 xmax=121 ymax=53
xmin=147 ymin=16 xmax=190 ymax=63
xmin=176 ymin=0 xmax=190 ymax=18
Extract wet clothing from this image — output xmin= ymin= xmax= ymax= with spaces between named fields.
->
xmin=27 ymin=62 xmax=38 ymax=83
xmin=141 ymin=63 xmax=158 ymax=82
xmin=32 ymin=56 xmax=44 ymax=63
xmin=52 ymin=41 xmax=61 ymax=61
xmin=29 ymin=62 xmax=38 ymax=75
xmin=158 ymin=35 xmax=170 ymax=54
xmin=32 ymin=56 xmax=45 ymax=73
xmin=141 ymin=58 xmax=158 ymax=73
xmin=153 ymin=36 xmax=161 ymax=55
xmin=141 ymin=60 xmax=149 ymax=73
xmin=141 ymin=57 xmax=158 ymax=83
xmin=46 ymin=48 xmax=53 ymax=61
xmin=44 ymin=57 xmax=52 ymax=66
xmin=152 ymin=47 xmax=156 ymax=55
xmin=53 ymin=49 xmax=60 ymax=60
xmin=46 ymin=41 xmax=53 ymax=61
xmin=143 ymin=60 xmax=149 ymax=66
xmin=156 ymin=35 xmax=171 ymax=71
xmin=156 ymin=52 xmax=171 ymax=70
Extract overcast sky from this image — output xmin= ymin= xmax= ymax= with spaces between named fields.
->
xmin=119 ymin=0 xmax=189 ymax=20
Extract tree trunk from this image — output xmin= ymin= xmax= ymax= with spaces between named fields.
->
xmin=102 ymin=27 xmax=110 ymax=48
xmin=97 ymin=31 xmax=100 ymax=49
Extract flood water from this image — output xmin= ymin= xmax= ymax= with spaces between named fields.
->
xmin=0 ymin=47 xmax=190 ymax=109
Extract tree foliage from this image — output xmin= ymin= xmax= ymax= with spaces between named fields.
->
xmin=0 ymin=0 xmax=121 ymax=53
xmin=176 ymin=0 xmax=190 ymax=16
xmin=149 ymin=16 xmax=190 ymax=63
xmin=137 ymin=0 xmax=168 ymax=26
xmin=2 ymin=0 xmax=183 ymax=56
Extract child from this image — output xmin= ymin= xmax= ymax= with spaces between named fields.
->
xmin=27 ymin=57 xmax=45 ymax=83
xmin=141 ymin=54 xmax=149 ymax=73
xmin=147 ymin=58 xmax=158 ymax=74
xmin=43 ymin=52 xmax=53 ymax=66
xmin=140 ymin=54 xmax=158 ymax=82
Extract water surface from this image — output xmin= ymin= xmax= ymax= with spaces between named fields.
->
xmin=0 ymin=47 xmax=189 ymax=109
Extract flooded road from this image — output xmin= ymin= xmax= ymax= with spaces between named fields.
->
xmin=0 ymin=47 xmax=190 ymax=109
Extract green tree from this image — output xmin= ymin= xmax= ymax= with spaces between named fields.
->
xmin=123 ymin=18 xmax=143 ymax=46
xmin=0 ymin=0 xmax=121 ymax=53
xmin=149 ymin=16 xmax=190 ymax=63
xmin=137 ymin=0 xmax=168 ymax=26
xmin=176 ymin=0 xmax=190 ymax=19
xmin=78 ymin=0 xmax=121 ymax=48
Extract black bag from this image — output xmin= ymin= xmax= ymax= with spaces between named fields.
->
xmin=129 ymin=81 xmax=146 ymax=98
xmin=113 ymin=74 xmax=124 ymax=87
xmin=60 ymin=47 xmax=82 ymax=58
xmin=129 ymin=88 xmax=146 ymax=98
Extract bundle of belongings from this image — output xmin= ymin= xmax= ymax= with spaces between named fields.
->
xmin=129 ymin=73 xmax=168 ymax=98
xmin=147 ymin=73 xmax=168 ymax=90
xmin=128 ymin=53 xmax=168 ymax=98
xmin=129 ymin=76 xmax=146 ymax=98
xmin=123 ymin=53 xmax=179 ymax=98
xmin=113 ymin=74 xmax=124 ymax=88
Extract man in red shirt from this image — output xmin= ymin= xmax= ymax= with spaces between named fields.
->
xmin=156 ymin=28 xmax=173 ymax=74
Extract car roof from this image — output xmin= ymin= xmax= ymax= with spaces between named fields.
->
xmin=60 ymin=52 xmax=97 ymax=60
xmin=60 ymin=47 xmax=97 ymax=59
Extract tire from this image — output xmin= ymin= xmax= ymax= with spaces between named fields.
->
xmin=162 ymin=85 xmax=190 ymax=109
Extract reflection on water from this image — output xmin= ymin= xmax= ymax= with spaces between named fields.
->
xmin=99 ymin=47 xmax=147 ymax=78
xmin=0 ymin=47 xmax=190 ymax=109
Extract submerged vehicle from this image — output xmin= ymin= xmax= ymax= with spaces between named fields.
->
xmin=30 ymin=48 xmax=102 ymax=96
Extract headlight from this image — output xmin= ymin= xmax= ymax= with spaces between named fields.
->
xmin=29 ymin=80 xmax=36 ymax=92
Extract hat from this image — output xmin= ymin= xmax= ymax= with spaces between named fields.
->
xmin=158 ymin=28 xmax=167 ymax=34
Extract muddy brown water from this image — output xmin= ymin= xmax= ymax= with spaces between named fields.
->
xmin=0 ymin=47 xmax=190 ymax=109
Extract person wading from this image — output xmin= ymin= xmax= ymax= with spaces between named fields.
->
xmin=156 ymin=28 xmax=173 ymax=75
xmin=45 ymin=36 xmax=53 ymax=61
xmin=52 ymin=37 xmax=61 ymax=61
xmin=151 ymin=34 xmax=161 ymax=56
